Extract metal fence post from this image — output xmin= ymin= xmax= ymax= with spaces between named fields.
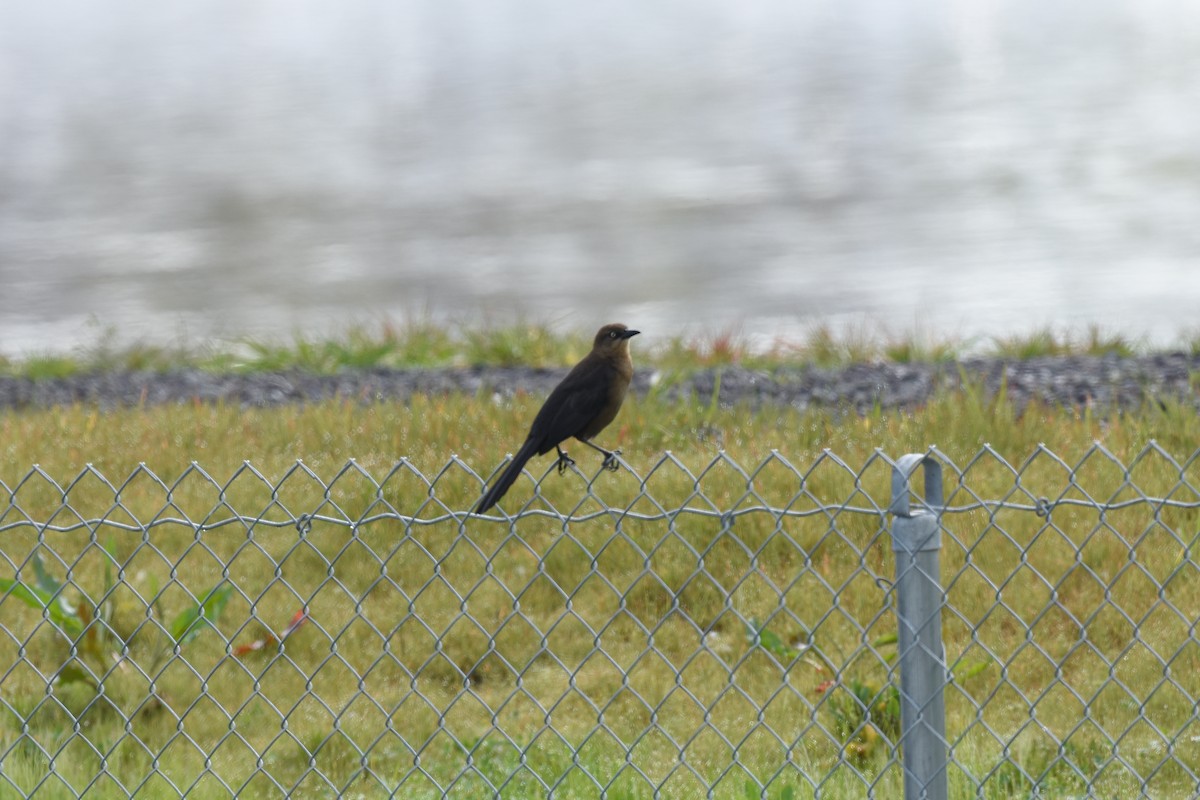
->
xmin=889 ymin=454 xmax=949 ymax=800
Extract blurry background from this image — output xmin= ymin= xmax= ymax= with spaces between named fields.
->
xmin=1 ymin=0 xmax=1198 ymax=357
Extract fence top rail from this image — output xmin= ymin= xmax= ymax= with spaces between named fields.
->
xmin=2 ymin=493 xmax=1197 ymax=537
xmin=5 ymin=441 xmax=1200 ymax=534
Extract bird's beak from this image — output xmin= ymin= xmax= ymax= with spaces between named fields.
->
xmin=622 ymin=330 xmax=641 ymax=339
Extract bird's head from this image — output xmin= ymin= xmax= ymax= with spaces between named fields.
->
xmin=593 ymin=323 xmax=640 ymax=355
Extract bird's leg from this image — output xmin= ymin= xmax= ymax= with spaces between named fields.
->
xmin=581 ymin=439 xmax=622 ymax=471
xmin=555 ymin=446 xmax=576 ymax=474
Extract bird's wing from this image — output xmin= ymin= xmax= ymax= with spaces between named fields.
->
xmin=528 ymin=358 xmax=613 ymax=454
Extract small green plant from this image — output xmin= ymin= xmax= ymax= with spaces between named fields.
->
xmin=745 ymin=618 xmax=833 ymax=675
xmin=802 ymin=631 xmax=904 ymax=764
xmin=742 ymin=780 xmax=797 ymax=800
xmin=747 ymin=619 xmax=992 ymax=765
xmin=884 ymin=332 xmax=963 ymax=364
xmin=0 ymin=551 xmax=232 ymax=703
xmin=1185 ymin=329 xmax=1200 ymax=357
xmin=17 ymin=354 xmax=80 ymax=380
xmin=820 ymin=677 xmax=901 ymax=763
xmin=989 ymin=325 xmax=1141 ymax=360
xmin=983 ymin=737 xmax=1106 ymax=798
xmin=792 ymin=323 xmax=881 ymax=367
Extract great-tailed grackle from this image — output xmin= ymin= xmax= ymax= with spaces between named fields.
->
xmin=475 ymin=323 xmax=639 ymax=513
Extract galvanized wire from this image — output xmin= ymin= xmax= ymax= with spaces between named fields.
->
xmin=1 ymin=444 xmax=1199 ymax=797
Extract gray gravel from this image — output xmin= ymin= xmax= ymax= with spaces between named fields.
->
xmin=1 ymin=353 xmax=1197 ymax=413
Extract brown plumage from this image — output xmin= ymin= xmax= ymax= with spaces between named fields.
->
xmin=475 ymin=323 xmax=639 ymax=514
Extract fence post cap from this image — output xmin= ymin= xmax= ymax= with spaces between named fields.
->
xmin=890 ymin=453 xmax=944 ymax=517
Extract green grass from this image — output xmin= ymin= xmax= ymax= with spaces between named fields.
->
xmin=2 ymin=380 xmax=1200 ymax=797
xmin=989 ymin=324 xmax=1145 ymax=359
xmin=0 ymin=321 xmax=1186 ymax=380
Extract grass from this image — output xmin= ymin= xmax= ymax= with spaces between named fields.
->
xmin=0 ymin=320 xmax=1188 ymax=380
xmin=2 ymin=368 xmax=1200 ymax=796
xmin=989 ymin=324 xmax=1145 ymax=360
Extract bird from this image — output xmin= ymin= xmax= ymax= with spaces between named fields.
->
xmin=475 ymin=323 xmax=640 ymax=514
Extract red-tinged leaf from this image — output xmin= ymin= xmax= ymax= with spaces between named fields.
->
xmin=235 ymin=609 xmax=306 ymax=658
xmin=280 ymin=609 xmax=308 ymax=640
xmin=234 ymin=634 xmax=278 ymax=658
xmin=814 ymin=679 xmax=837 ymax=695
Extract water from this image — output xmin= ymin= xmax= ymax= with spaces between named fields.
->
xmin=2 ymin=0 xmax=1199 ymax=357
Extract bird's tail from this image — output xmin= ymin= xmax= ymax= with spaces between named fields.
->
xmin=475 ymin=439 xmax=539 ymax=514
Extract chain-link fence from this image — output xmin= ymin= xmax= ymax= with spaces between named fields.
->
xmin=2 ymin=445 xmax=1200 ymax=798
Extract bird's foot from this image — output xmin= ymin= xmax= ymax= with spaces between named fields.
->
xmin=602 ymin=449 xmax=622 ymax=471
xmin=556 ymin=449 xmax=576 ymax=475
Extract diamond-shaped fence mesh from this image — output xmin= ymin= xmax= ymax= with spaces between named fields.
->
xmin=2 ymin=445 xmax=1200 ymax=798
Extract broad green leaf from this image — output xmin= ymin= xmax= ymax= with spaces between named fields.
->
xmin=0 ymin=578 xmax=83 ymax=637
xmin=56 ymin=661 xmax=98 ymax=689
xmin=0 ymin=577 xmax=52 ymax=609
xmin=169 ymin=584 xmax=233 ymax=646
xmin=871 ymin=633 xmax=898 ymax=648
xmin=147 ymin=574 xmax=161 ymax=619
xmin=104 ymin=537 xmax=118 ymax=594
xmin=31 ymin=552 xmax=62 ymax=596
xmin=745 ymin=619 xmax=798 ymax=661
xmin=954 ymin=658 xmax=992 ymax=681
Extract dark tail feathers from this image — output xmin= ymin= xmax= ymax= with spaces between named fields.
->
xmin=475 ymin=439 xmax=538 ymax=514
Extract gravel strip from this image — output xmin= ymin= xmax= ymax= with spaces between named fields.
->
xmin=0 ymin=354 xmax=1197 ymax=413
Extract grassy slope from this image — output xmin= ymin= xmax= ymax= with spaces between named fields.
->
xmin=1 ymin=340 xmax=1200 ymax=797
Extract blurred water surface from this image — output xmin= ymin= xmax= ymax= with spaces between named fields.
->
xmin=2 ymin=0 xmax=1198 ymax=356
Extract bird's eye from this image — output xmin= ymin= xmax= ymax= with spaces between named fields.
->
xmin=609 ymin=331 xmax=618 ymax=339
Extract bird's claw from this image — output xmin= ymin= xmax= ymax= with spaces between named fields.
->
xmin=556 ymin=453 xmax=576 ymax=474
xmin=602 ymin=450 xmax=622 ymax=471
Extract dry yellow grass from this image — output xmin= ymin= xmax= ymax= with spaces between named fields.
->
xmin=1 ymin=389 xmax=1199 ymax=798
